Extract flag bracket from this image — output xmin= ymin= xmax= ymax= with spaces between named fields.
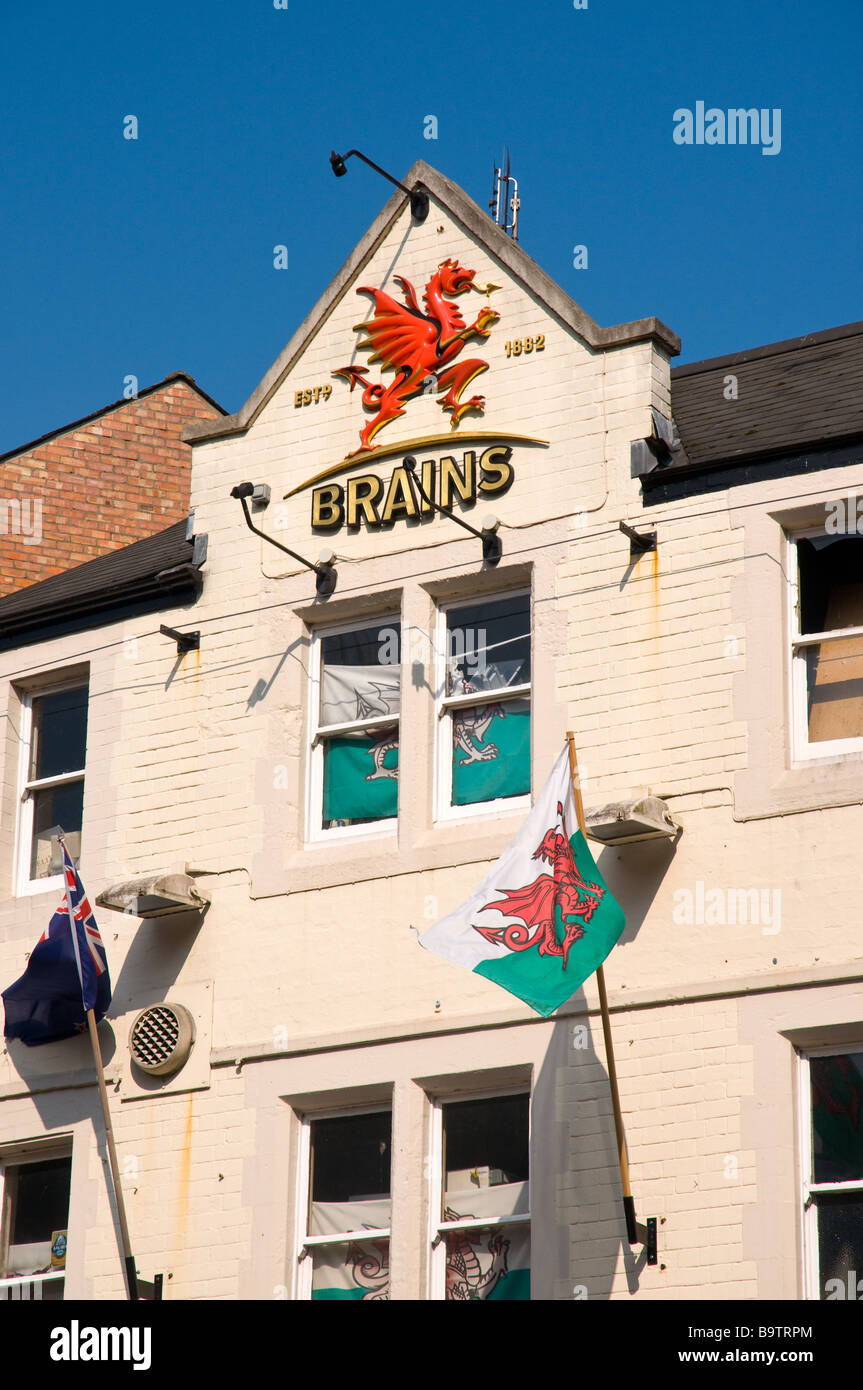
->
xmin=159 ymin=624 xmax=200 ymax=655
xmin=619 ymin=520 xmax=656 ymax=554
xmin=646 ymin=1217 xmax=658 ymax=1265
xmin=135 ymin=1272 xmax=164 ymax=1301
xmin=632 ymin=1217 xmax=659 ymax=1265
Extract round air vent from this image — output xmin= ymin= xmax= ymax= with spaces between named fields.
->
xmin=129 ymin=1003 xmax=195 ymax=1077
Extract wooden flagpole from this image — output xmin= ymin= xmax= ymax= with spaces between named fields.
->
xmin=565 ymin=732 xmax=639 ymax=1246
xmin=58 ymin=830 xmax=138 ymax=1300
xmin=86 ymin=1009 xmax=139 ymax=1300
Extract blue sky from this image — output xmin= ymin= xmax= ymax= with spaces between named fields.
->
xmin=2 ymin=0 xmax=861 ymax=453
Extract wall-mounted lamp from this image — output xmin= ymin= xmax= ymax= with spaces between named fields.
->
xmin=403 ymin=457 xmax=502 ymax=565
xmin=329 ymin=149 xmax=429 ymax=222
xmin=230 ymin=483 xmax=337 ymax=597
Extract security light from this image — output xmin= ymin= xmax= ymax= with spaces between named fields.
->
xmin=230 ymin=482 xmax=337 ymax=597
xmin=329 ymin=148 xmax=429 ymax=221
xmin=403 ymin=457 xmax=502 ymax=566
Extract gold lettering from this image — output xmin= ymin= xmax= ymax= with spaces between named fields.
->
xmin=347 ymin=474 xmax=384 ymax=528
xmin=381 ymin=466 xmax=419 ymax=524
xmin=311 ymin=484 xmax=344 ymax=530
xmin=439 ymin=452 xmax=475 ymax=509
xmin=478 ymin=445 xmax=514 ymax=496
xmin=294 ymin=390 xmax=303 ymax=408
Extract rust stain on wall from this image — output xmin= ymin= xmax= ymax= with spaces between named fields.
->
xmin=174 ymin=1092 xmax=195 ymax=1245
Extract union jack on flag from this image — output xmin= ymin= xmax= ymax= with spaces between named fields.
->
xmin=2 ymin=840 xmax=112 ymax=1046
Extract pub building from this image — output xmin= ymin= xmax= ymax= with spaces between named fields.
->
xmin=1 ymin=159 xmax=863 ymax=1301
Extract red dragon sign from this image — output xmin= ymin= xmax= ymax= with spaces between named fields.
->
xmin=333 ymin=258 xmax=500 ymax=455
xmin=474 ymin=802 xmax=605 ymax=968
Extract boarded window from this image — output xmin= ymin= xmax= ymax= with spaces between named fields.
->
xmin=797 ymin=537 xmax=863 ymax=744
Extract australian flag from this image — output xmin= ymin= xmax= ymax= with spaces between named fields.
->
xmin=2 ymin=842 xmax=111 ymax=1046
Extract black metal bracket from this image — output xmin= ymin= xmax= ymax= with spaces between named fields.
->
xmin=634 ymin=1216 xmax=659 ymax=1265
xmin=135 ymin=1271 xmax=163 ymax=1301
xmin=402 ymin=456 xmax=502 ymax=565
xmin=619 ymin=520 xmax=657 ymax=555
xmin=646 ymin=1217 xmax=658 ymax=1265
xmin=159 ymin=625 xmax=200 ymax=654
xmin=230 ymin=483 xmax=337 ymax=597
xmin=329 ymin=149 xmax=429 ymax=222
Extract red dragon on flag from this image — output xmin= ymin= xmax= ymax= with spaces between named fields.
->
xmin=474 ymin=802 xmax=605 ymax=969
xmin=333 ymin=258 xmax=500 ymax=455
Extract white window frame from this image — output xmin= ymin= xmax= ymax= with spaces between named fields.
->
xmin=293 ymin=1104 xmax=392 ymax=1302
xmin=798 ymin=1044 xmax=863 ymax=1301
xmin=0 ymin=1144 xmax=72 ymax=1301
xmin=306 ymin=615 xmax=401 ymax=845
xmin=434 ymin=589 xmax=532 ymax=824
xmin=788 ymin=527 xmax=863 ymax=763
xmin=14 ymin=676 xmax=89 ymax=898
xmin=427 ymin=1086 xmax=531 ymax=1301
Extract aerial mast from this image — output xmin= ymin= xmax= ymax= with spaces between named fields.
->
xmin=489 ymin=147 xmax=520 ymax=241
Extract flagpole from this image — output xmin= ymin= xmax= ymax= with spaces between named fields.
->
xmin=565 ymin=732 xmax=639 ymax=1246
xmin=58 ymin=830 xmax=138 ymax=1301
xmin=85 ymin=1007 xmax=138 ymax=1301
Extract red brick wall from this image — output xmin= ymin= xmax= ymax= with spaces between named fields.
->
xmin=0 ymin=376 xmax=223 ymax=597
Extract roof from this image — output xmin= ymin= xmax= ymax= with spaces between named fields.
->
xmin=664 ymin=319 xmax=863 ymax=483
xmin=185 ymin=159 xmax=681 ymax=446
xmin=0 ymin=519 xmax=203 ymax=646
xmin=0 ymin=372 xmax=226 ymax=467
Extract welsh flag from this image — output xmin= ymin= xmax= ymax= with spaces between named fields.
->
xmin=417 ymin=746 xmax=625 ymax=1016
xmin=321 ymin=663 xmax=400 ymax=824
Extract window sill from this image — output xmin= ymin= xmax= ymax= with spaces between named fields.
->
xmin=15 ymin=872 xmax=64 ymax=900
xmin=304 ymin=820 xmax=398 ymax=850
xmin=434 ymin=794 xmax=531 ymax=827
xmin=735 ymin=750 xmax=863 ymax=819
xmin=253 ymin=812 xmax=532 ymax=897
xmin=791 ymin=743 xmax=863 ymax=766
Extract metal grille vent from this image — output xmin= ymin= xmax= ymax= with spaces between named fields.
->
xmin=129 ymin=1003 xmax=195 ymax=1077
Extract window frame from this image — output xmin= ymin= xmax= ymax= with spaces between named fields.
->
xmin=294 ymin=1104 xmax=392 ymax=1302
xmin=798 ymin=1044 xmax=863 ymax=1301
xmin=306 ymin=614 xmax=401 ymax=845
xmin=427 ymin=1086 xmax=531 ymax=1301
xmin=0 ymin=1143 xmax=72 ymax=1301
xmin=14 ymin=675 xmax=89 ymax=897
xmin=788 ymin=527 xmax=863 ymax=763
xmin=433 ymin=588 xmax=532 ymax=824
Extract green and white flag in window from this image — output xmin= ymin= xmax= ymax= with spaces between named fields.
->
xmin=310 ymin=1199 xmax=390 ymax=1301
xmin=443 ymin=1182 xmax=530 ymax=1301
xmin=451 ymin=697 xmax=530 ymax=806
xmin=416 ymin=746 xmax=626 ymax=1017
xmin=321 ymin=664 xmax=399 ymax=824
xmin=321 ymin=664 xmax=400 ymax=726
